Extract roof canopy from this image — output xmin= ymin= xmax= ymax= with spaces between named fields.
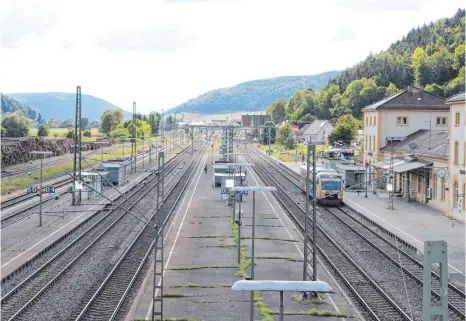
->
xmin=231 ymin=280 xmax=332 ymax=292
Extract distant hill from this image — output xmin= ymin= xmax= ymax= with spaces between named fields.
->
xmin=168 ymin=71 xmax=340 ymax=114
xmin=1 ymin=94 xmax=38 ymax=120
xmin=7 ymin=92 xmax=132 ymax=120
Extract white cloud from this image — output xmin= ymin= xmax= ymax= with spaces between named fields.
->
xmin=0 ymin=0 xmax=58 ymax=48
xmin=96 ymin=25 xmax=195 ymax=53
xmin=335 ymin=0 xmax=424 ymax=12
xmin=0 ymin=0 xmax=464 ymax=114
xmin=331 ymin=27 xmax=357 ymax=42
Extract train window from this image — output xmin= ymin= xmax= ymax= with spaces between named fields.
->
xmin=321 ymin=179 xmax=341 ymax=191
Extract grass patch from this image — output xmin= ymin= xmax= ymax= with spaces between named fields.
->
xmin=254 ymin=291 xmax=273 ymax=321
xmin=204 ymin=242 xmax=236 ymax=248
xmin=170 ymin=265 xmax=238 ymax=270
xmin=291 ymin=293 xmax=326 ymax=305
xmin=220 ymin=284 xmax=233 ymax=287
xmin=240 ymin=236 xmax=298 ymax=242
xmin=172 ymin=283 xmax=215 ymax=288
xmin=163 ymin=292 xmax=192 ymax=298
xmin=1 ymin=142 xmax=147 ymax=194
xmin=267 ymin=309 xmax=347 ymax=317
xmin=256 ymin=256 xmax=303 ymax=262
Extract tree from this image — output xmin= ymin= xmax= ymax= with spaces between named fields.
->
xmin=149 ymin=111 xmax=161 ymax=135
xmin=65 ymin=129 xmax=74 ymax=139
xmin=327 ymin=114 xmax=362 ymax=146
xmin=48 ymin=118 xmax=61 ymax=128
xmin=83 ymin=129 xmax=92 ymax=137
xmin=62 ymin=118 xmax=74 ymax=128
xmin=266 ymin=99 xmax=286 ymax=123
xmin=81 ymin=117 xmax=90 ymax=130
xmin=1 ymin=113 xmax=31 ymax=137
xmin=411 ymin=47 xmax=431 ymax=86
xmin=297 ymin=114 xmax=316 ymax=127
xmin=284 ymin=135 xmax=295 ymax=149
xmin=109 ymin=124 xmax=130 ymax=138
xmin=1 ymin=126 xmax=6 ymax=138
xmin=165 ymin=115 xmax=173 ymax=131
xmin=385 ymin=82 xmax=399 ymax=97
xmin=90 ymin=120 xmax=100 ymax=128
xmin=260 ymin=121 xmax=276 ymax=144
xmin=425 ymin=83 xmax=445 ymax=97
xmin=276 ymin=123 xmax=293 ymax=146
xmin=37 ymin=113 xmax=42 ymax=124
xmin=37 ymin=124 xmax=50 ymax=137
xmin=100 ymin=109 xmax=124 ymax=135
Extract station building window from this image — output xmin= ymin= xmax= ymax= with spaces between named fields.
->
xmin=455 ymin=112 xmax=461 ymax=126
xmin=374 ymin=117 xmax=376 ymax=126
xmin=436 ymin=117 xmax=447 ymax=126
xmin=454 ymin=141 xmax=459 ymax=164
xmin=454 ymin=180 xmax=458 ymax=207
xmin=433 ymin=174 xmax=437 ymax=199
xmin=397 ymin=116 xmax=408 ymax=126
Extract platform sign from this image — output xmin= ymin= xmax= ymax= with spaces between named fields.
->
xmin=27 ymin=186 xmax=56 ymax=194
xmin=221 ymin=187 xmax=231 ymax=194
xmin=27 ymin=185 xmax=38 ymax=193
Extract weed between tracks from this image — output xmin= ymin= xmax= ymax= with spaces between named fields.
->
xmin=256 ymin=256 xmax=303 ymax=262
xmin=163 ymin=293 xmax=193 ymax=298
xmin=171 ymin=283 xmax=215 ymax=288
xmin=240 ymin=236 xmax=298 ymax=242
xmin=182 ymin=235 xmax=232 ymax=239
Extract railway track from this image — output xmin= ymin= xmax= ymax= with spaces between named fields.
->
xmin=0 ymin=144 xmax=200 ymax=321
xmin=244 ymin=146 xmax=465 ymax=321
xmin=0 ymin=144 xmax=181 ymax=229
xmin=73 ymin=147 xmax=206 ymax=321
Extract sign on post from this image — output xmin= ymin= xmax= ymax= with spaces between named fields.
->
xmin=27 ymin=185 xmax=56 ymax=193
xmin=27 ymin=186 xmax=38 ymax=193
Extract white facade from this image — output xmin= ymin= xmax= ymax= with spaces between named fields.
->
xmin=448 ymin=99 xmax=466 ymax=219
xmin=304 ymin=121 xmax=333 ymax=144
xmin=364 ymin=110 xmax=449 ymax=167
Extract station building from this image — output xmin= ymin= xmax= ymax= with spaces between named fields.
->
xmin=446 ymin=92 xmax=465 ymax=219
xmin=362 ymin=86 xmax=449 ymax=185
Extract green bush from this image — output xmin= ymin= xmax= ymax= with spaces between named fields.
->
xmin=37 ymin=124 xmax=50 ymax=137
xmin=83 ymin=129 xmax=92 ymax=137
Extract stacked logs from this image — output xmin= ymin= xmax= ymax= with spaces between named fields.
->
xmin=1 ymin=137 xmax=73 ymax=167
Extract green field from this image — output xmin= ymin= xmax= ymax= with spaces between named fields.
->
xmin=29 ymin=128 xmax=101 ymax=142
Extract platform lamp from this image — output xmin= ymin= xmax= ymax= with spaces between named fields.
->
xmin=30 ymin=151 xmax=53 ymax=226
xmin=231 ymin=186 xmax=276 ymax=321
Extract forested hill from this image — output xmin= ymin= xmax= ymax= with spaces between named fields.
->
xmin=168 ymin=71 xmax=340 ymax=114
xmin=1 ymin=94 xmax=38 ymax=120
xmin=280 ymin=9 xmax=465 ymax=124
xmin=7 ymin=92 xmax=132 ymax=120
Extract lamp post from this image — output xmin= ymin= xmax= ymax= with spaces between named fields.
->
xmin=30 ymin=151 xmax=53 ymax=226
xmin=231 ymin=186 xmax=276 ymax=321
xmin=365 ymin=162 xmax=368 ymax=198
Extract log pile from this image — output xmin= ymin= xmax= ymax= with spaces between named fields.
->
xmin=1 ymin=137 xmax=73 ymax=167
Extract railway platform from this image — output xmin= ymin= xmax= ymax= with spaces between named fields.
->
xmin=1 ymin=148 xmax=182 ymax=278
xmin=284 ymin=161 xmax=465 ymax=287
xmin=128 ymin=148 xmax=361 ymax=321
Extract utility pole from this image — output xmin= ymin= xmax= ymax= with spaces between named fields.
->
xmin=72 ymin=85 xmax=82 ymax=205
xmin=303 ymin=143 xmax=317 ymax=297
xmin=30 ymin=151 xmax=53 ymax=226
xmin=388 ymin=141 xmax=394 ymax=210
xmin=131 ymin=102 xmax=137 ymax=174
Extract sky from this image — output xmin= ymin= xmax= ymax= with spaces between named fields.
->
xmin=0 ymin=0 xmax=463 ymax=113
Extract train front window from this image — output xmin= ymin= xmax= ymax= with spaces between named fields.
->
xmin=321 ymin=180 xmax=341 ymax=191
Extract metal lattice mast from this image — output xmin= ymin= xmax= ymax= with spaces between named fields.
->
xmin=131 ymin=102 xmax=137 ymax=174
xmin=152 ymin=151 xmax=165 ymax=321
xmin=229 ymin=126 xmax=234 ymax=162
xmin=72 ymin=86 xmax=82 ymax=205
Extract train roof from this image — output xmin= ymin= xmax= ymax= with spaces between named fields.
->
xmin=316 ymin=171 xmax=342 ymax=177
